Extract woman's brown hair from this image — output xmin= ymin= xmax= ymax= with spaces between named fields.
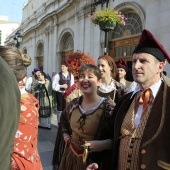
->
xmin=78 ymin=64 xmax=102 ymax=80
xmin=0 ymin=46 xmax=31 ymax=82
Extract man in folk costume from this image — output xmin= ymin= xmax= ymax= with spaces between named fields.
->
xmin=116 ymin=58 xmax=132 ymax=89
xmin=87 ymin=29 xmax=170 ymax=170
xmin=52 ymin=61 xmax=74 ymax=123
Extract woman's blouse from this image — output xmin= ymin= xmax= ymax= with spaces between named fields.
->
xmin=12 ymin=93 xmax=43 ymax=170
xmin=98 ymin=79 xmax=126 ymax=105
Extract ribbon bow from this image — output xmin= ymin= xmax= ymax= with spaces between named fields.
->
xmin=136 ymin=89 xmax=154 ymax=119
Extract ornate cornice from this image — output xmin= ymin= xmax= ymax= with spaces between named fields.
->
xmin=45 ymin=25 xmax=54 ymax=35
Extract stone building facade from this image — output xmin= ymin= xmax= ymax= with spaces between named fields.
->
xmin=5 ymin=0 xmax=170 ymax=78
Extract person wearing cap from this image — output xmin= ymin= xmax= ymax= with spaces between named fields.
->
xmin=25 ymin=67 xmax=41 ymax=93
xmin=86 ymin=29 xmax=170 ymax=170
xmin=52 ymin=61 xmax=74 ymax=124
xmin=116 ymin=58 xmax=132 ymax=89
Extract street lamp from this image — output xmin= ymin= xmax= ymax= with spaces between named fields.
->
xmin=94 ymin=0 xmax=110 ymax=7
xmin=93 ymin=0 xmax=114 ymax=55
xmin=13 ymin=31 xmax=23 ymax=49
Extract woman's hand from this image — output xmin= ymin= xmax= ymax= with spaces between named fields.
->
xmin=86 ymin=163 xmax=98 ymax=170
xmin=63 ymin=133 xmax=70 ymax=143
xmin=84 ymin=139 xmax=112 ymax=152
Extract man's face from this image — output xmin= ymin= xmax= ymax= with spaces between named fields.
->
xmin=118 ymin=68 xmax=126 ymax=79
xmin=61 ymin=65 xmax=68 ymax=73
xmin=132 ymin=53 xmax=164 ymax=89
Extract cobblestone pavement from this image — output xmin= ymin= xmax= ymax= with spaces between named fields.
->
xmin=38 ymin=113 xmax=58 ymax=170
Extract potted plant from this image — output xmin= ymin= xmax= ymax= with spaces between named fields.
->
xmin=89 ymin=8 xmax=126 ymax=31
xmin=66 ymin=51 xmax=95 ymax=78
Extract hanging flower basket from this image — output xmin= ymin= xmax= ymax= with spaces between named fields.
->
xmin=89 ymin=8 xmax=126 ymax=31
xmin=99 ymin=21 xmax=116 ymax=31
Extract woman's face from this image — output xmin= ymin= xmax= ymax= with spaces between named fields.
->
xmin=97 ymin=58 xmax=112 ymax=78
xmin=78 ymin=69 xmax=101 ymax=95
xmin=38 ymin=73 xmax=45 ymax=81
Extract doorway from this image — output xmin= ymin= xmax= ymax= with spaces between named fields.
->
xmin=109 ymin=35 xmax=140 ymax=81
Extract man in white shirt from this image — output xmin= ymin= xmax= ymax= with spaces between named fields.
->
xmin=52 ymin=61 xmax=74 ymax=123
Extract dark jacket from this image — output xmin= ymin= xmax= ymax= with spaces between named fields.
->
xmin=125 ymin=80 xmax=132 ymax=88
xmin=109 ymin=81 xmax=170 ymax=170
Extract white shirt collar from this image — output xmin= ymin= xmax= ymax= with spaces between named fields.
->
xmin=99 ymin=81 xmax=117 ymax=93
xmin=130 ymin=79 xmax=162 ymax=99
xmin=20 ymin=86 xmax=27 ymax=94
xmin=62 ymin=72 xmax=69 ymax=76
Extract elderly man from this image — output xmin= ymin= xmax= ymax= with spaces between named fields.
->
xmin=87 ymin=29 xmax=170 ymax=170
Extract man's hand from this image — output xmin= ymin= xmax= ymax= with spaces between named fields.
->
xmin=86 ymin=163 xmax=98 ymax=170
xmin=62 ymin=84 xmax=68 ymax=89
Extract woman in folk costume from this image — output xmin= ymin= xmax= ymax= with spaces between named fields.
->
xmin=62 ymin=51 xmax=95 ymax=108
xmin=33 ymin=71 xmax=52 ymax=129
xmin=97 ymin=55 xmax=126 ymax=106
xmin=52 ymin=64 xmax=114 ymax=170
xmin=0 ymin=46 xmax=43 ymax=170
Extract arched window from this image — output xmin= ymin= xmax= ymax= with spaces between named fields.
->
xmin=36 ymin=43 xmax=44 ymax=70
xmin=112 ymin=11 xmax=142 ymax=39
xmin=109 ymin=10 xmax=143 ymax=81
xmin=23 ymin=48 xmax=27 ymax=54
xmin=63 ymin=34 xmax=74 ymax=50
xmin=62 ymin=33 xmax=74 ymax=61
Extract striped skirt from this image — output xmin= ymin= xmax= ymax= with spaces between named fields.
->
xmin=58 ymin=138 xmax=87 ymax=170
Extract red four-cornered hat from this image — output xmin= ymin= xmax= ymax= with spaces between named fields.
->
xmin=61 ymin=60 xmax=69 ymax=67
xmin=116 ymin=58 xmax=127 ymax=72
xmin=133 ymin=29 xmax=170 ymax=63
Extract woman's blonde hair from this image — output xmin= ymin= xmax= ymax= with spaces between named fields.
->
xmin=0 ymin=46 xmax=31 ymax=82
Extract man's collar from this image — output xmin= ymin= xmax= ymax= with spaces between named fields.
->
xmin=130 ymin=79 xmax=162 ymax=99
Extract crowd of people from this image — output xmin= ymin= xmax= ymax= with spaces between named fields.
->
xmin=1 ymin=28 xmax=170 ymax=170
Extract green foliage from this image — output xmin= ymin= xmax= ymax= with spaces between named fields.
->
xmin=90 ymin=8 xmax=126 ymax=26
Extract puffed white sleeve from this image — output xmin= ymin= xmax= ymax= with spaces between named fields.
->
xmin=25 ymin=77 xmax=33 ymax=92
xmin=70 ymin=74 xmax=75 ymax=86
xmin=52 ymin=74 xmax=61 ymax=91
